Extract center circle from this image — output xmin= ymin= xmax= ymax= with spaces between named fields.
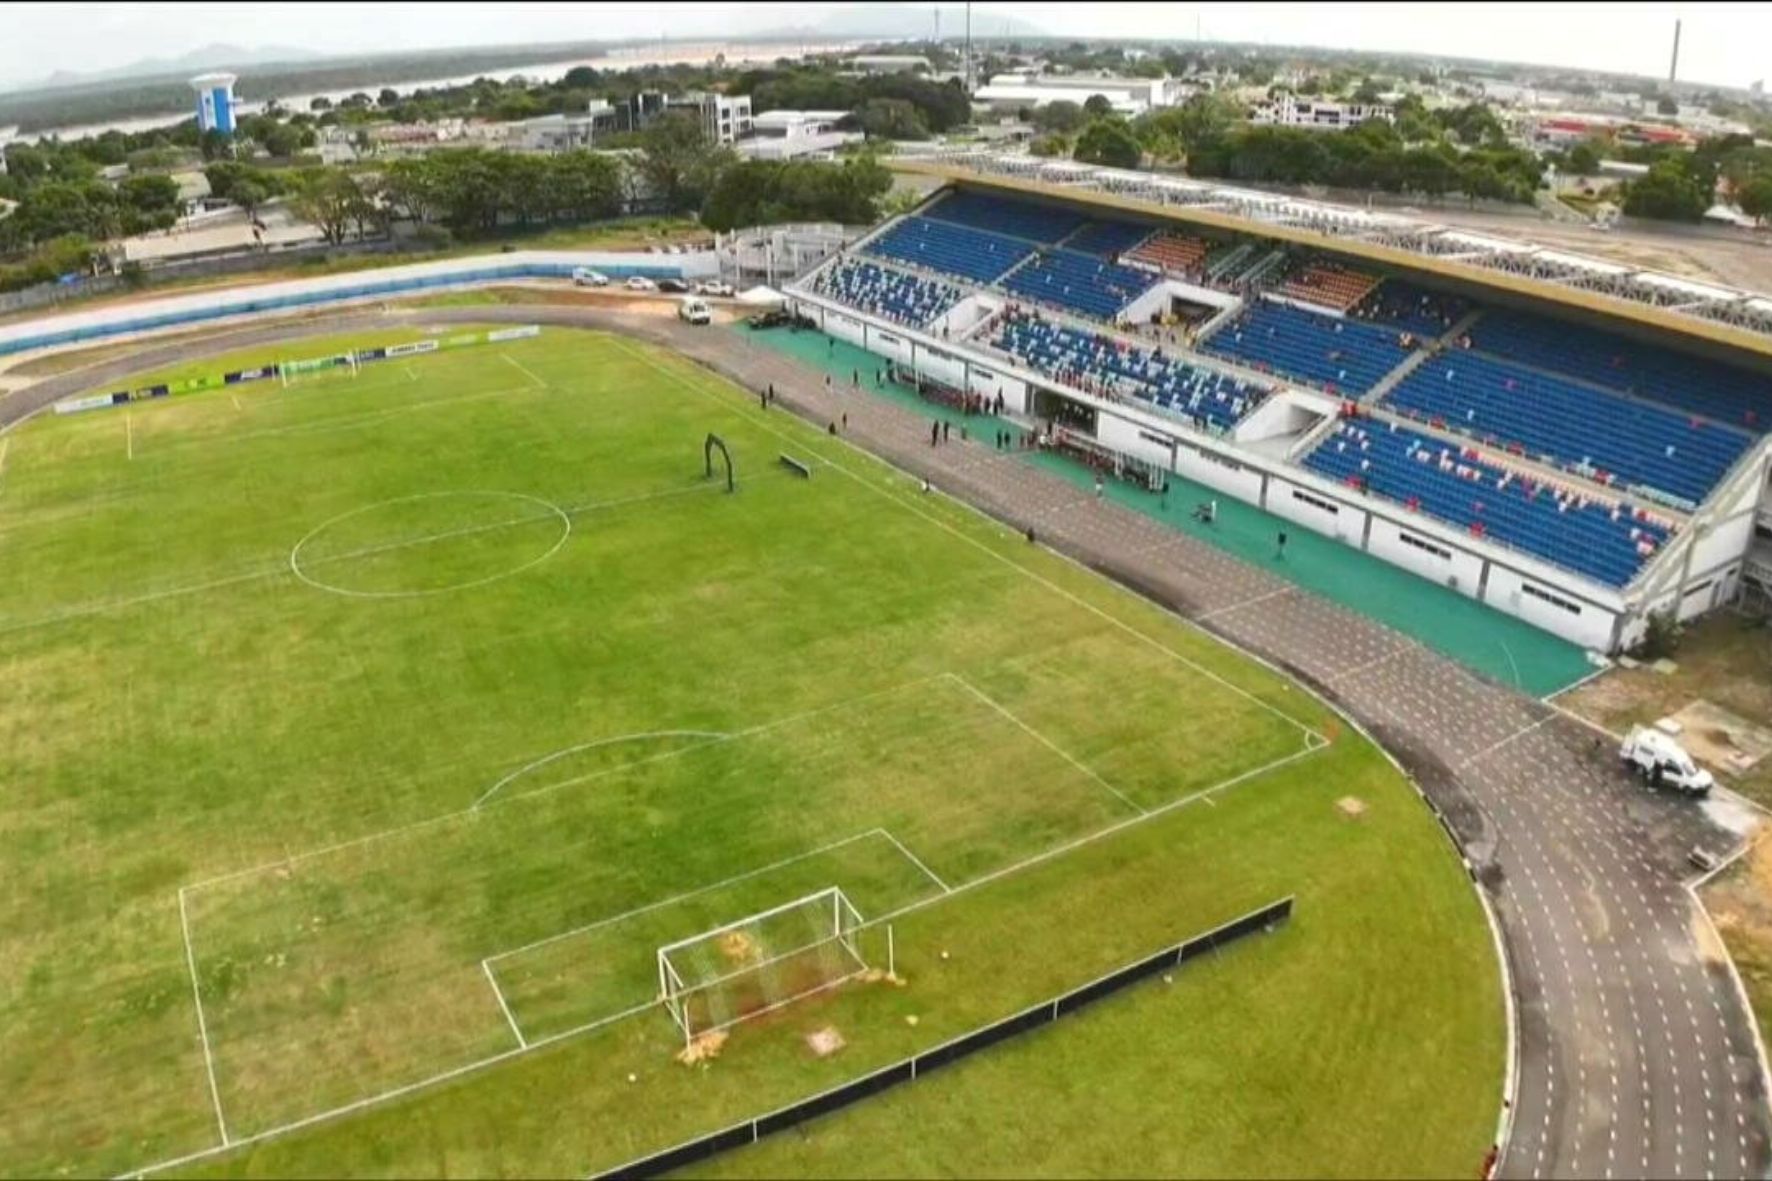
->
xmin=289 ymin=491 xmax=571 ymax=599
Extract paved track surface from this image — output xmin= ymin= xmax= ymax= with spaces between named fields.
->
xmin=6 ymin=301 xmax=1769 ymax=1179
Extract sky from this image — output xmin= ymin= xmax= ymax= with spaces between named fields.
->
xmin=1 ymin=2 xmax=1766 ymax=91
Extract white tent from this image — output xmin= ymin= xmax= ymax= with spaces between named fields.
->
xmin=736 ymin=285 xmax=786 ymax=306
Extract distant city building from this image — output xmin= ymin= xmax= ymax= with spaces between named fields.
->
xmin=971 ymin=73 xmax=1185 ymax=116
xmin=191 ymin=73 xmax=237 ymax=135
xmin=734 ymin=110 xmax=862 ymax=161
xmin=668 ymin=91 xmax=753 ymax=145
xmin=1250 ymin=97 xmax=1394 ymax=131
xmin=848 ymin=54 xmax=932 ymax=76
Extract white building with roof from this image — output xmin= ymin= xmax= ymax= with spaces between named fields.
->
xmin=734 ymin=110 xmax=863 ymax=161
xmin=1250 ymin=96 xmax=1394 ymax=131
xmin=971 ymin=73 xmax=1184 ymax=116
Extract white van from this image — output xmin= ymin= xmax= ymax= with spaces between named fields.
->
xmin=571 ymin=267 xmax=609 ymax=287
xmin=678 ymin=297 xmax=712 ymax=325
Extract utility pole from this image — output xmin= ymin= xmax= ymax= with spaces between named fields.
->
xmin=965 ymin=0 xmax=973 ymax=92
xmin=1668 ymin=18 xmax=1682 ymax=86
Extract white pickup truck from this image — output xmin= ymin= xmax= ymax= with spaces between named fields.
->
xmin=1619 ymin=726 xmax=1714 ymax=797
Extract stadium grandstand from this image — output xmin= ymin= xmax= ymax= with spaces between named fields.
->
xmin=788 ymin=161 xmax=1772 ymax=653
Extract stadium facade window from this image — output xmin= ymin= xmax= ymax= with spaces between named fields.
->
xmin=1522 ymin=583 xmax=1582 ymax=615
xmin=1399 ymin=531 xmax=1453 ymax=561
xmin=1138 ymin=429 xmax=1177 ymax=448
xmin=1291 ymin=488 xmax=1340 ymax=515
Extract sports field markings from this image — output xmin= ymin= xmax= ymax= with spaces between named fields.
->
xmin=943 ymin=672 xmax=1145 ymax=816
xmin=0 ymin=477 xmax=746 ymax=638
xmin=472 ymin=729 xmax=733 ymax=809
xmin=615 ymin=341 xmax=1329 ymax=748
xmin=0 ymin=436 xmax=9 ymax=494
xmin=287 ymin=490 xmax=573 ymax=599
xmin=501 ymin=352 xmax=548 ymax=389
xmin=484 ymin=961 xmax=527 ymax=1048
xmin=178 ymin=886 xmax=231 ymax=1146
xmin=139 ymin=730 xmax=1324 ymax=1179
xmin=125 ymin=410 xmax=134 ymax=460
xmin=179 ymin=672 xmax=955 ymax=896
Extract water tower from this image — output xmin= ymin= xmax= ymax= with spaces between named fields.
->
xmin=191 ymin=73 xmax=237 ymax=134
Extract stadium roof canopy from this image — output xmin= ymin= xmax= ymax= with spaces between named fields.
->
xmin=892 ymin=150 xmax=1772 ymax=360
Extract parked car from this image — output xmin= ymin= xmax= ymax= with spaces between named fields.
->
xmin=677 ymin=297 xmax=712 ymax=325
xmin=746 ymin=309 xmax=794 ymax=330
xmin=658 ymin=278 xmax=690 ymax=294
xmin=624 ymin=276 xmax=658 ymax=292
xmin=697 ymin=281 xmax=735 ymax=297
xmin=571 ymin=268 xmax=610 ymax=288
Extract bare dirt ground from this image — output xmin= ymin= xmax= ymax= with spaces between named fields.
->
xmin=1702 ymin=838 xmax=1772 ymax=1051
xmin=1562 ymin=612 xmax=1772 ymax=806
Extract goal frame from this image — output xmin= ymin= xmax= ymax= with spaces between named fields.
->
xmin=656 ymin=885 xmax=867 ymax=1044
xmin=278 ymin=352 xmax=361 ymax=388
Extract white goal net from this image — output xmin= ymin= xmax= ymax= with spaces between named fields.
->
xmin=657 ymin=886 xmax=868 ymax=1043
xmin=279 ymin=352 xmax=360 ymax=387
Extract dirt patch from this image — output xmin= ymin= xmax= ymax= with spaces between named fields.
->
xmin=676 ymin=1028 xmax=729 ymax=1066
xmin=806 ymin=1026 xmax=846 ymax=1057
xmin=1669 ymin=700 xmax=1772 ymax=776
xmin=1337 ymin=796 xmax=1368 ymax=819
xmin=718 ymin=930 xmax=759 ymax=965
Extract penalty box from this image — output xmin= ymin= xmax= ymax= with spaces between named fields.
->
xmin=176 ymin=672 xmax=1151 ymax=1137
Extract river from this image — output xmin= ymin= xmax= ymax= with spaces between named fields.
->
xmin=16 ymin=39 xmax=853 ymax=144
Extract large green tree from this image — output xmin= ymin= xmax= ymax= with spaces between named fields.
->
xmin=1072 ymin=118 xmax=1142 ymax=169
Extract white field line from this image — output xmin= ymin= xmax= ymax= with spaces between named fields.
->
xmin=614 ymin=341 xmax=1328 ymax=747
xmin=125 ymin=411 xmax=134 ymax=460
xmin=1456 ymin=714 xmax=1556 ymax=770
xmin=501 ymin=352 xmax=548 ymax=389
xmin=1196 ymin=584 xmax=1294 ymax=622
xmin=943 ymin=672 xmax=1145 ymax=816
xmin=131 ymin=734 xmax=1326 ymax=1181
xmin=0 ymin=436 xmax=9 ymax=496
xmin=177 ymin=887 xmax=231 ymax=1147
xmin=472 ymin=729 xmax=732 ymax=810
xmin=1540 ymin=661 xmax=1613 ymax=703
xmin=484 ymin=829 xmax=904 ymax=964
xmin=876 ymin=828 xmax=952 ymax=894
xmin=482 ymin=961 xmax=527 ymax=1049
xmin=0 ymin=479 xmax=735 ymax=639
xmin=126 ymin=997 xmax=660 ymax=1179
xmin=181 ymin=672 xmax=952 ymax=895
xmin=1321 ymin=639 xmax=1418 ymax=685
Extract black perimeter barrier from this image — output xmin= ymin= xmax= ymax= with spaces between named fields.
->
xmin=596 ymin=894 xmax=1294 ymax=1180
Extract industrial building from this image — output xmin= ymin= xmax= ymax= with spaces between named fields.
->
xmin=971 ymin=73 xmax=1187 ymax=116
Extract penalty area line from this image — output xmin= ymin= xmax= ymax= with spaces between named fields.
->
xmin=177 ymin=887 xmax=231 ymax=1147
xmin=482 ymin=960 xmax=527 ymax=1048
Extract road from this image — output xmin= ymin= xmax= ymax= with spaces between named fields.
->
xmin=5 ymin=301 xmax=1769 ymax=1178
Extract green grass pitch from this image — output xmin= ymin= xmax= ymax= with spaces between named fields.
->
xmin=0 ymin=324 xmax=1501 ymax=1178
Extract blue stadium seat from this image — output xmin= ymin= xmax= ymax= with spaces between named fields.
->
xmin=1470 ymin=309 xmax=1772 ymax=431
xmin=1353 ymin=279 xmax=1473 ymax=338
xmin=992 ymin=308 xmax=1269 ymax=432
xmin=1202 ymin=300 xmax=1416 ymax=395
xmin=1003 ymin=249 xmax=1158 ymax=321
xmin=863 ymin=217 xmax=1033 ymax=285
xmin=1302 ymin=419 xmax=1675 ymax=588
xmin=807 ymin=258 xmax=964 ymax=329
xmin=924 ymin=190 xmax=1091 ymax=244
xmin=1064 ymin=220 xmax=1153 ymax=258
xmin=1385 ymin=351 xmax=1751 ymax=506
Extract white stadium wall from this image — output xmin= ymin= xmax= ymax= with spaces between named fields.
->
xmin=0 ymin=249 xmax=720 ymax=359
xmin=1365 ymin=516 xmax=1488 ymax=597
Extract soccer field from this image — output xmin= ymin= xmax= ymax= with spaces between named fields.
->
xmin=0 ymin=324 xmax=1501 ymax=1178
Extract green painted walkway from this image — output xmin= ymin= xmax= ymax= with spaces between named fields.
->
xmin=743 ymin=325 xmax=1596 ymax=697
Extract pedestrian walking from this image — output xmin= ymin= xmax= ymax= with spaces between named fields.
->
xmin=1276 ymin=529 xmax=1289 ymax=560
xmin=942 ymin=421 xmax=950 ymax=443
xmin=931 ymin=419 xmax=940 ymax=447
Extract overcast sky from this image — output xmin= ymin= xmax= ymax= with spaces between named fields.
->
xmin=2 ymin=2 xmax=1766 ymax=91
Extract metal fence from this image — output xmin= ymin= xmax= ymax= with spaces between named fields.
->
xmin=597 ymin=895 xmax=1295 ymax=1180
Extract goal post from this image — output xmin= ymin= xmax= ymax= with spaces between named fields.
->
xmin=278 ymin=352 xmax=360 ymax=388
xmin=657 ymin=886 xmax=869 ymax=1043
